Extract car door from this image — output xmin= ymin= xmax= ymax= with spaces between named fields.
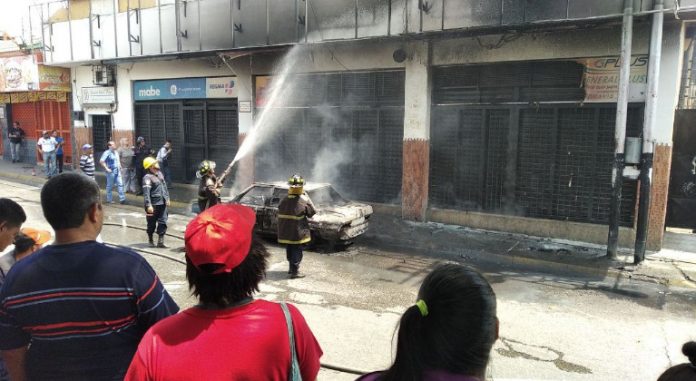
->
xmin=265 ymin=187 xmax=287 ymax=234
xmin=237 ymin=186 xmax=273 ymax=234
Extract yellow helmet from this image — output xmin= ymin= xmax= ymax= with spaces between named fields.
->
xmin=288 ymin=174 xmax=304 ymax=195
xmin=143 ymin=157 xmax=158 ymax=170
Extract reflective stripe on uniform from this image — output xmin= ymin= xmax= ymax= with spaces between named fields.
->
xmin=278 ymin=237 xmax=312 ymax=245
xmin=278 ymin=214 xmax=306 ymax=220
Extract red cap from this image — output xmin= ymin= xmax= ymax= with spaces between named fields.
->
xmin=184 ymin=204 xmax=256 ymax=274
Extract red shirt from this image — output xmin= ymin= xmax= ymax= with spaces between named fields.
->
xmin=125 ymin=300 xmax=323 ymax=381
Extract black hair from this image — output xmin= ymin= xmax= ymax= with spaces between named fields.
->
xmin=657 ymin=342 xmax=696 ymax=381
xmin=41 ymin=173 xmax=101 ymax=230
xmin=0 ymin=198 xmax=26 ymax=228
xmin=13 ymin=232 xmax=36 ymax=253
xmin=186 ymin=237 xmax=270 ymax=306
xmin=380 ymin=263 xmax=497 ymax=381
xmin=165 ymin=138 xmax=172 ymax=143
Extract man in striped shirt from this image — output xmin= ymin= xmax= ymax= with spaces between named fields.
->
xmin=0 ymin=173 xmax=179 ymax=381
xmin=79 ymin=144 xmax=96 ymax=180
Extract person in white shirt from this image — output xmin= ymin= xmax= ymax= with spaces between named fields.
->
xmin=36 ymin=130 xmax=58 ymax=178
xmin=156 ymin=139 xmax=172 ymax=187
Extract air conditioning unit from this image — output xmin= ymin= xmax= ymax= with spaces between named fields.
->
xmin=92 ymin=65 xmax=114 ymax=86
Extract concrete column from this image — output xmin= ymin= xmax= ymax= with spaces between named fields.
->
xmin=402 ymin=41 xmax=431 ymax=221
xmin=647 ymin=21 xmax=684 ymax=251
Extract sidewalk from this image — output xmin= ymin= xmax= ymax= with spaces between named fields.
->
xmin=0 ymin=159 xmax=198 ymax=212
xmin=1 ymin=158 xmax=694 ymax=289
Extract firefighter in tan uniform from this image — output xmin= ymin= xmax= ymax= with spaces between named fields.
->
xmin=277 ymin=175 xmax=316 ymax=279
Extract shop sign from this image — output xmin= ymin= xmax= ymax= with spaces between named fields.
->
xmin=239 ymin=101 xmax=251 ymax=113
xmin=255 ymin=75 xmax=272 ymax=108
xmin=82 ymin=86 xmax=116 ymax=104
xmin=579 ymin=55 xmax=648 ymax=103
xmin=134 ymin=78 xmax=206 ymax=101
xmin=0 ymin=55 xmax=39 ymax=92
xmin=206 ymin=76 xmax=237 ymax=98
xmin=38 ymin=65 xmax=71 ymax=91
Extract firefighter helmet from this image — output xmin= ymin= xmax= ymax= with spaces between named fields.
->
xmin=198 ymin=160 xmax=216 ymax=176
xmin=288 ymin=174 xmax=304 ymax=195
xmin=143 ymin=157 xmax=158 ymax=170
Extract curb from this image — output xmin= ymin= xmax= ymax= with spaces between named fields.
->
xmin=363 ymin=235 xmax=695 ymax=289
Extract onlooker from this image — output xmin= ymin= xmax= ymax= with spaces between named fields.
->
xmin=7 ymin=122 xmax=25 ymax=163
xmin=657 ymin=341 xmax=696 ymax=381
xmin=156 ymin=139 xmax=172 ymax=187
xmin=0 ymin=173 xmax=179 ymax=381
xmin=0 ymin=198 xmax=25 ymax=253
xmin=356 ymin=263 xmax=498 ymax=381
xmin=278 ymin=174 xmax=315 ymax=279
xmin=133 ymin=137 xmax=152 ymax=196
xmin=52 ymin=130 xmax=65 ymax=174
xmin=79 ymin=144 xmax=96 ymax=180
xmin=142 ymin=157 xmax=169 ymax=248
xmin=36 ymin=130 xmax=58 ymax=178
xmin=0 ymin=227 xmax=51 ymax=283
xmin=125 ymin=204 xmax=323 ymax=381
xmin=118 ymin=138 xmax=136 ymax=193
xmin=100 ymin=140 xmax=126 ymax=204
xmin=0 ymin=199 xmax=25 ymax=381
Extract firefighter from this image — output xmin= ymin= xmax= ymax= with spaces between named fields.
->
xmin=142 ymin=157 xmax=170 ymax=248
xmin=277 ymin=174 xmax=316 ymax=279
xmin=197 ymin=160 xmax=221 ymax=213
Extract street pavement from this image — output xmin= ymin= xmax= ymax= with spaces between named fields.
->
xmin=0 ymin=170 xmax=694 ymax=380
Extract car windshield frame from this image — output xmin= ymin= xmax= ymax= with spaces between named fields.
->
xmin=307 ymin=185 xmax=348 ymax=207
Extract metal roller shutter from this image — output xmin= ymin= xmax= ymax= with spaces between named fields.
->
xmin=255 ymin=70 xmax=404 ymax=204
xmin=431 ymin=61 xmax=640 ymax=226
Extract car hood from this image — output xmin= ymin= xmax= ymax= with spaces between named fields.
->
xmin=312 ymin=203 xmax=373 ymax=225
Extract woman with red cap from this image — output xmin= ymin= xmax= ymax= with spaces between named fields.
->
xmin=125 ymin=204 xmax=323 ymax=381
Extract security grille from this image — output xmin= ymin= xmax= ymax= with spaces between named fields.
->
xmin=135 ymin=103 xmax=186 ymax=181
xmin=92 ymin=114 xmax=112 ymax=162
xmin=431 ymin=61 xmax=640 ymax=226
xmin=136 ymin=100 xmax=238 ymax=182
xmin=255 ymin=70 xmax=404 ymax=204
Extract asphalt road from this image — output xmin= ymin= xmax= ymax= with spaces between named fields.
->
xmin=2 ymin=178 xmax=694 ymax=380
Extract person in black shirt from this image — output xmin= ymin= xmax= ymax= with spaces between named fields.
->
xmin=7 ymin=122 xmax=25 ymax=163
xmin=133 ymin=136 xmax=153 ymax=196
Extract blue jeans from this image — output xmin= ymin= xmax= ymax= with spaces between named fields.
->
xmin=42 ymin=151 xmax=57 ymax=178
xmin=105 ymin=169 xmax=126 ymax=203
xmin=161 ymin=164 xmax=172 ymax=186
xmin=10 ymin=142 xmax=21 ymax=161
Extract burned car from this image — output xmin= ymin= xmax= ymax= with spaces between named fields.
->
xmin=231 ymin=182 xmax=373 ymax=244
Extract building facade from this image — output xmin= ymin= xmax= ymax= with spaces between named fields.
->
xmin=30 ymin=0 xmax=696 ymax=251
xmin=0 ymin=52 xmax=72 ymax=165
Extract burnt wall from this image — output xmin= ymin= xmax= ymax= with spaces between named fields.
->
xmin=402 ymin=139 xmax=429 ymax=221
xmin=648 ymin=144 xmax=673 ymax=251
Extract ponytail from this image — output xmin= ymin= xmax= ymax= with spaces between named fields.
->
xmin=380 ymin=305 xmax=427 ymax=381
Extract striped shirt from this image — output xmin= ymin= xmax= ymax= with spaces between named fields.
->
xmin=0 ymin=241 xmax=179 ymax=381
xmin=80 ymin=154 xmax=95 ymax=178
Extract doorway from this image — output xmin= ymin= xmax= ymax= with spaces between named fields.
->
xmin=91 ymin=114 xmax=112 ymax=163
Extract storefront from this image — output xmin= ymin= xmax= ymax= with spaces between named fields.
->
xmin=429 ymin=58 xmax=647 ymax=226
xmin=133 ymin=76 xmax=239 ymax=182
xmin=254 ymin=70 xmax=405 ymax=204
xmin=0 ymin=55 xmax=72 ymax=165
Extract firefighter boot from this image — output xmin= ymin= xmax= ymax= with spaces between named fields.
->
xmin=157 ymin=235 xmax=167 ymax=248
xmin=290 ymin=264 xmax=305 ymax=279
xmin=148 ymin=234 xmax=155 ymax=247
